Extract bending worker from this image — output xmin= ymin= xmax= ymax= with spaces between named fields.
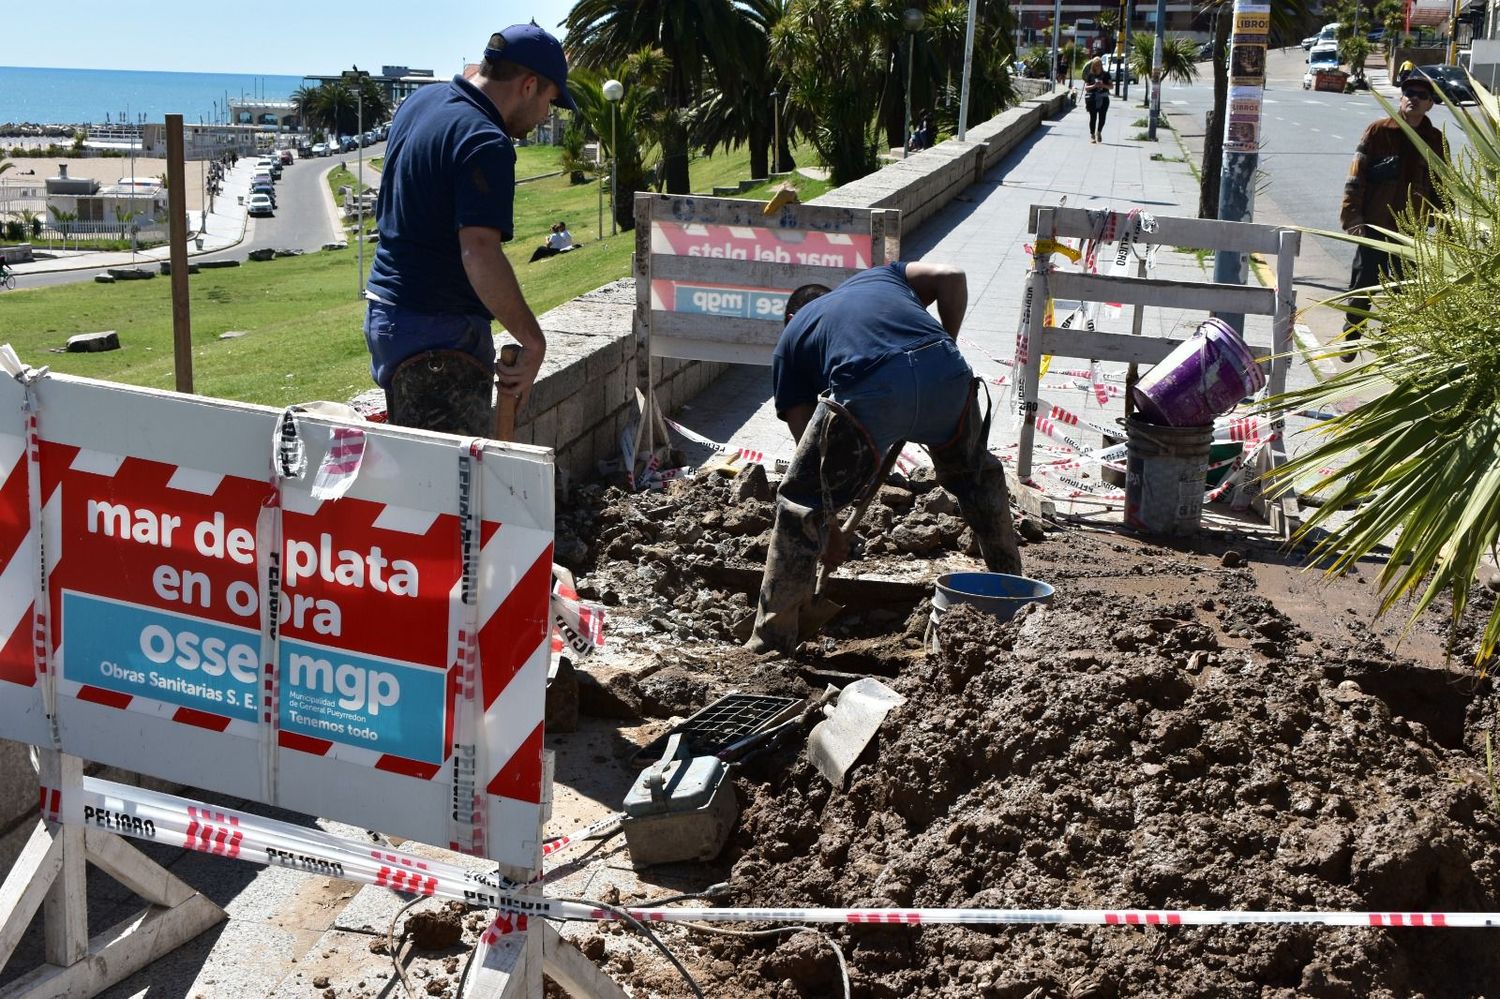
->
xmin=363 ymin=23 xmax=577 ymax=435
xmin=747 ymin=262 xmax=1023 ymax=654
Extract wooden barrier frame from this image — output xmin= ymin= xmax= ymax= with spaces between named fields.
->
xmin=1014 ymin=205 xmax=1300 ymax=533
xmin=633 ymin=192 xmax=900 ymax=458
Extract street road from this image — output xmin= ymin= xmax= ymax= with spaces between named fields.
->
xmin=16 ymin=142 xmax=384 ymax=290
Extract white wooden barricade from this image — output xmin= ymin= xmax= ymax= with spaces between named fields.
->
xmin=1015 ymin=205 xmax=1300 ymax=531
xmin=0 ymin=363 xmax=620 ymax=998
xmin=633 ymin=192 xmax=900 ymax=456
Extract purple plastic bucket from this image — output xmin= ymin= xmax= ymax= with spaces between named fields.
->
xmin=1131 ymin=318 xmax=1265 ymax=427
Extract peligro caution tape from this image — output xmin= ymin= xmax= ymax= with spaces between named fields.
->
xmin=44 ymin=776 xmax=1500 ymax=933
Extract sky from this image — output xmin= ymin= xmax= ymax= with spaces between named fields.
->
xmin=4 ymin=0 xmax=579 ymax=76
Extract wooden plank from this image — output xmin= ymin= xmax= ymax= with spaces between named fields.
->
xmin=543 ymin=923 xmax=629 ymax=999
xmin=1036 ymin=327 xmax=1183 ymax=365
xmin=1026 ymin=204 xmax=1291 ymax=255
xmin=0 ymin=821 xmax=64 ymax=971
xmin=9 ymin=893 xmax=224 ymax=999
xmin=1048 ymin=272 xmax=1277 ymax=315
xmin=650 ymin=311 xmax=781 ymax=346
xmin=653 ymin=335 xmax=776 ymax=367
xmin=1005 ymin=469 xmax=1057 ymax=519
xmin=39 ymin=753 xmax=86 ymax=968
xmin=468 ymin=926 xmax=529 ymax=999
xmin=83 ymin=829 xmax=194 ymax=908
xmin=643 ymin=193 xmax=878 ymax=232
xmin=648 ymin=254 xmax=859 ymax=290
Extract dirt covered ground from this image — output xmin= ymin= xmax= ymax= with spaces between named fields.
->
xmin=551 ymin=468 xmax=1500 ymax=998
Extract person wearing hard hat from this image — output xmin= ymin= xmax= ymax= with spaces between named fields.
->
xmin=364 ymin=23 xmax=578 ymax=434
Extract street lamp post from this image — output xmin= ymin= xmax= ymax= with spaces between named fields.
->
xmin=343 ymin=67 xmax=369 ymax=297
xmin=603 ymin=79 xmax=624 ymax=236
xmin=902 ymin=8 xmax=924 ymax=158
xmin=770 ymin=89 xmax=780 ymax=172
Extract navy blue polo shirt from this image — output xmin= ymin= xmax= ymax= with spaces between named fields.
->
xmin=771 ymin=263 xmax=949 ymax=417
xmin=366 ymin=76 xmax=516 ymax=317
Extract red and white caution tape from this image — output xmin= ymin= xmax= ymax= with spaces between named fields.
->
xmin=40 ymin=777 xmax=1500 ymax=937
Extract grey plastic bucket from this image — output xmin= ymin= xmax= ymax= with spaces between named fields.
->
xmin=1124 ymin=415 xmax=1212 ymax=536
xmin=928 ymin=572 xmax=1054 ymax=645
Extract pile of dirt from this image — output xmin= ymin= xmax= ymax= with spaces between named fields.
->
xmin=560 ymin=469 xmax=1500 ymax=997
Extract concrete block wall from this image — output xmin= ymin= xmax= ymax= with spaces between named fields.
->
xmin=809 ymin=89 xmax=1068 ymax=234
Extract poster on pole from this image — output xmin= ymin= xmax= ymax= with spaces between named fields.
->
xmin=0 ymin=370 xmax=553 ymax=879
xmin=1230 ymin=43 xmax=1267 ymax=86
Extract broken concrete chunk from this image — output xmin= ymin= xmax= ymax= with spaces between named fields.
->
xmin=105 ymin=267 xmax=154 ymax=280
xmin=272 ymin=248 xmax=303 ymax=258
xmin=93 ymin=273 xmax=115 ymax=283
xmin=217 ymin=331 xmax=248 ymax=340
xmin=158 ymin=261 xmax=200 ymax=275
xmin=1018 ymin=518 xmax=1047 ymax=543
xmin=917 ymin=488 xmax=958 ymax=517
xmin=198 ymin=258 xmax=241 ymax=269
xmin=246 ymin=248 xmax=276 ymax=261
xmin=877 ymin=484 xmax=915 ymax=510
xmin=323 ymin=241 xmax=349 ymax=251
xmin=66 ymin=331 xmax=120 ymax=353
xmin=732 ymin=463 xmax=773 ymax=503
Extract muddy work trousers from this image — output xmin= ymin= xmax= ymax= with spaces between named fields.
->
xmin=748 ymin=384 xmax=1022 ymax=654
xmin=747 ymin=400 xmax=879 ymax=655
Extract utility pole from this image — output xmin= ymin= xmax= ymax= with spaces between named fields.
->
xmin=343 ymin=67 xmax=370 ymax=297
xmin=957 ymin=0 xmax=978 ymax=140
xmin=1050 ymin=0 xmax=1063 ymax=87
xmin=1148 ymin=0 xmax=1166 ymax=138
xmin=1212 ymin=0 xmax=1270 ymax=335
xmin=1122 ymin=0 xmax=1134 ymax=102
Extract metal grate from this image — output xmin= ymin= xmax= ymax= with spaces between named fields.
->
xmin=637 ymin=693 xmax=802 ymax=761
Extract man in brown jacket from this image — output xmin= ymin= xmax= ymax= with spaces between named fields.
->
xmin=1338 ymin=72 xmax=1447 ymax=361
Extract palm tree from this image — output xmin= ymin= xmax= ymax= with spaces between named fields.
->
xmin=569 ymin=64 xmax=660 ymax=232
xmin=564 ymin=0 xmax=744 ymax=193
xmin=771 ymin=0 xmax=892 ymax=186
xmin=1265 ymin=86 xmax=1500 ymax=669
xmin=690 ymin=0 xmax=789 ymax=180
xmin=1128 ymin=32 xmax=1200 ymax=87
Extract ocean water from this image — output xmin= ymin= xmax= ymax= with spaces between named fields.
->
xmin=0 ymin=66 xmax=311 ymax=126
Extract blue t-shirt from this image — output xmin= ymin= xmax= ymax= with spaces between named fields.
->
xmin=771 ymin=263 xmax=949 ymax=417
xmin=365 ymin=76 xmax=517 ymax=317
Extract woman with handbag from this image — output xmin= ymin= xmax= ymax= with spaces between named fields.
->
xmin=1083 ymin=57 xmax=1113 ymax=143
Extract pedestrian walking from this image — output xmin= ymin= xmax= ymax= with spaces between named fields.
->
xmin=1338 ymin=72 xmax=1447 ymax=362
xmin=362 ymin=22 xmax=577 ymax=435
xmin=745 ymin=262 xmax=1022 ymax=654
xmin=1082 ymin=57 xmax=1112 ymax=143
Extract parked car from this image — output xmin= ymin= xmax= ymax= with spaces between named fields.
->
xmin=311 ymin=142 xmax=329 ymax=157
xmin=278 ymin=149 xmax=294 ymax=165
xmin=1195 ymin=40 xmax=1215 ymax=61
xmin=1367 ymin=26 xmax=1386 ymax=43
xmin=1304 ymin=46 xmax=1344 ymax=89
xmin=339 ymin=137 xmax=358 ymax=153
xmin=1416 ymin=63 xmax=1478 ymax=104
xmin=247 ymin=193 xmax=275 ymax=217
xmin=1302 ymin=35 xmax=1319 ymax=50
xmin=1103 ymin=53 xmax=1138 ymax=83
xmin=250 ymin=180 xmax=277 ymax=203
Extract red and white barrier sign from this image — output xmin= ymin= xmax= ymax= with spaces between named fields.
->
xmin=0 ymin=363 xmax=554 ymax=878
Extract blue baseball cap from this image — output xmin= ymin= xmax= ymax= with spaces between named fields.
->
xmin=486 ymin=23 xmax=578 ymax=112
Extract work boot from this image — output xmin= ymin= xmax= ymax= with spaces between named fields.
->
xmin=387 ymin=349 xmax=495 ymax=437
xmin=929 ymin=381 xmax=1023 ymax=575
xmin=746 ymin=400 xmax=878 ymax=653
xmin=746 ymin=494 xmax=824 ymax=654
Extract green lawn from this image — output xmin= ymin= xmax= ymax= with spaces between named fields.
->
xmin=0 ymin=139 xmax=830 ymax=406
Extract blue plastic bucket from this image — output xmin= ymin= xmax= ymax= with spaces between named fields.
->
xmin=929 ymin=572 xmax=1054 ymax=642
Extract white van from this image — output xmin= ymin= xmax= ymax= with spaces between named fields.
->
xmin=1318 ymin=23 xmax=1341 ymax=45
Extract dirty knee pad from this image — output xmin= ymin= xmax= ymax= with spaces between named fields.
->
xmin=779 ymin=401 xmax=880 ymax=513
xmin=386 ymin=349 xmax=495 ymax=438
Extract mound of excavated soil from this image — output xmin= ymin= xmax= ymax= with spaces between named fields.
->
xmin=559 ymin=469 xmax=1500 ymax=997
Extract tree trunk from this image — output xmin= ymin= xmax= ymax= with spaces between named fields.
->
xmin=661 ymin=118 xmax=691 ymax=194
xmin=1198 ymin=14 xmax=1232 ymax=219
xmin=749 ymin=119 xmax=769 ymax=180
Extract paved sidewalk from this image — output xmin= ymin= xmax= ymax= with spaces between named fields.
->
xmin=674 ymin=88 xmax=1320 ymax=515
xmin=8 ymin=159 xmax=257 ymax=276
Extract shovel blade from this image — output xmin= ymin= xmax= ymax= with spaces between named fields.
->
xmin=805 ymin=678 xmax=905 ymax=786
xmin=796 ymin=595 xmax=844 ymax=643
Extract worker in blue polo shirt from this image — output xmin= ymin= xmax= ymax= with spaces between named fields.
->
xmin=747 ymin=262 xmax=1023 ymax=653
xmin=364 ymin=23 xmax=577 ymax=435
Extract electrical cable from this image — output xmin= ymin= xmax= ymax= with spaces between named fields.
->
xmin=556 ymin=895 xmax=705 ymax=999
xmin=670 ymin=921 xmax=852 ymax=999
xmin=387 ymin=895 xmax=425 ymax=997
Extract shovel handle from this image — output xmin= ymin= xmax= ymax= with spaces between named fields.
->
xmin=495 ymin=344 xmax=521 ymax=442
